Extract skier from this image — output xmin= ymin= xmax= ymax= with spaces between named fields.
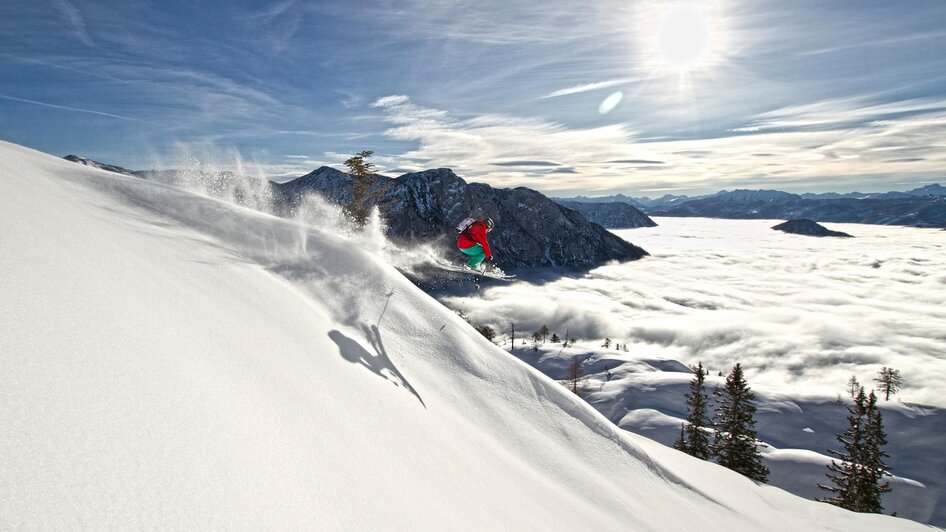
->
xmin=456 ymin=217 xmax=494 ymax=272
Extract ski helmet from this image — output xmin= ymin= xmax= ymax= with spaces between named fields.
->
xmin=485 ymin=218 xmax=494 ymax=231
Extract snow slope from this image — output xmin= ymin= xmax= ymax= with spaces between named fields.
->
xmin=0 ymin=141 xmax=929 ymax=530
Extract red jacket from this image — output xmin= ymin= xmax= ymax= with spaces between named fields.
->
xmin=457 ymin=220 xmax=492 ymax=259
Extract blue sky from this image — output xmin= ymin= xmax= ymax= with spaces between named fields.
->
xmin=2 ymin=0 xmax=946 ymax=196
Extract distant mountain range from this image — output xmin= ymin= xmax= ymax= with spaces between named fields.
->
xmin=555 ymin=184 xmax=946 ymax=228
xmin=63 ymin=155 xmax=647 ymax=269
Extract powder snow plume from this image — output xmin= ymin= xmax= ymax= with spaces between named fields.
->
xmin=138 ymin=143 xmax=458 ymax=276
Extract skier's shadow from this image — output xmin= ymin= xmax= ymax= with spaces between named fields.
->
xmin=328 ymin=325 xmax=425 ymax=408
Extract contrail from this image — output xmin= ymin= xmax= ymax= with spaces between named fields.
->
xmin=0 ymin=93 xmax=145 ymax=122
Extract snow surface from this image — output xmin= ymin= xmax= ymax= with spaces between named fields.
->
xmin=0 ymin=141 xmax=930 ymax=530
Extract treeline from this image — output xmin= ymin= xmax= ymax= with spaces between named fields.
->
xmin=674 ymin=363 xmax=901 ymax=514
xmin=461 ymin=313 xmax=902 ymax=515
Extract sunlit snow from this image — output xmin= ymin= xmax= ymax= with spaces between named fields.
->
xmin=0 ymin=141 xmax=932 ymax=530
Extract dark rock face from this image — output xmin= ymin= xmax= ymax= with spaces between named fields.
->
xmin=275 ymin=167 xmax=647 ymax=268
xmin=772 ymin=219 xmax=853 ymax=238
xmin=557 ymin=201 xmax=657 ymax=229
xmin=64 ymin=155 xmax=135 ymax=176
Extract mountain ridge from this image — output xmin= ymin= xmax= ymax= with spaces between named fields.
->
xmin=556 ymin=183 xmax=946 ymax=228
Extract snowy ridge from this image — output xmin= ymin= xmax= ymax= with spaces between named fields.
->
xmin=0 ymin=141 xmax=927 ymax=530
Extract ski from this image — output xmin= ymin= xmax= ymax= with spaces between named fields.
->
xmin=432 ymin=262 xmax=516 ymax=281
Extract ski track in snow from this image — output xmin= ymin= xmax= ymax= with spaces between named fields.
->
xmin=0 ymin=141 xmax=932 ymax=530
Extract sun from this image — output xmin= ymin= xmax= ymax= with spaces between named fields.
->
xmin=652 ymin=4 xmax=718 ymax=73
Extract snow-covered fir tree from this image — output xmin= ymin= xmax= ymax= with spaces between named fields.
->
xmin=711 ymin=363 xmax=769 ymax=482
xmin=674 ymin=361 xmax=711 ymax=460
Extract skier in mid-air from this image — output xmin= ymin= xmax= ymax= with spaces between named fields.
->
xmin=456 ymin=217 xmax=494 ymax=272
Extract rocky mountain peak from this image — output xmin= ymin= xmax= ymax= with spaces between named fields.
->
xmin=275 ymin=167 xmax=646 ymax=268
xmin=63 ymin=155 xmax=135 ymax=176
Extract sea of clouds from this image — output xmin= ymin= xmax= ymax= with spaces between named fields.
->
xmin=441 ymin=217 xmax=946 ymax=407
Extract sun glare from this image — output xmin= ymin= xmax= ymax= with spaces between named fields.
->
xmin=653 ymin=5 xmax=716 ymax=73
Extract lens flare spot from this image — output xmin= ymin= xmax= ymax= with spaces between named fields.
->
xmin=599 ymin=91 xmax=623 ymax=114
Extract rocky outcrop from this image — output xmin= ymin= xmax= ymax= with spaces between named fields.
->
xmin=557 ymin=201 xmax=657 ymax=229
xmin=64 ymin=155 xmax=135 ymax=176
xmin=772 ymin=219 xmax=853 ymax=238
xmin=274 ymin=167 xmax=647 ymax=269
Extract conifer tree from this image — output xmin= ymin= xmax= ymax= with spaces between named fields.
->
xmin=476 ymin=325 xmax=496 ymax=343
xmin=343 ymin=150 xmax=377 ymax=226
xmin=860 ymin=391 xmax=892 ymax=512
xmin=820 ymin=387 xmax=866 ymax=510
xmin=820 ymin=388 xmax=891 ymax=512
xmin=674 ymin=362 xmax=711 ymax=460
xmin=874 ymin=367 xmax=903 ymax=401
xmin=564 ymin=356 xmax=587 ymax=395
xmin=509 ymin=322 xmax=515 ymax=353
xmin=711 ymin=363 xmax=769 ymax=482
xmin=846 ymin=376 xmax=860 ymax=399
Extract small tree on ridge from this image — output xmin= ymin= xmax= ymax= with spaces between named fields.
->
xmin=874 ymin=367 xmax=903 ymax=401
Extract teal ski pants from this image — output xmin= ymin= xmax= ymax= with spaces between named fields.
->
xmin=459 ymin=243 xmax=486 ymax=269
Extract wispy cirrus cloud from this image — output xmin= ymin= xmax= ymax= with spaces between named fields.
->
xmin=732 ymin=96 xmax=946 ymax=132
xmin=252 ymin=0 xmax=300 ymax=23
xmin=244 ymin=0 xmax=303 ymax=54
xmin=0 ymin=93 xmax=142 ymax=121
xmin=372 ymin=94 xmax=946 ymax=196
xmin=492 ymin=160 xmax=563 ymax=167
xmin=540 ymin=78 xmax=640 ymax=99
xmin=51 ymin=0 xmax=93 ymax=46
